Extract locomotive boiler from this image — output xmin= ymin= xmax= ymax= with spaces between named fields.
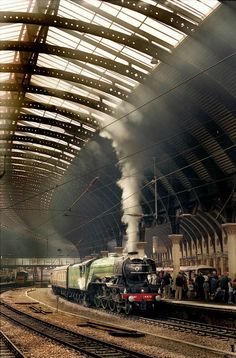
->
xmin=51 ymin=251 xmax=161 ymax=314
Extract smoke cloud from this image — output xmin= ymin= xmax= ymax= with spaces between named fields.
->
xmin=100 ymin=104 xmax=144 ymax=252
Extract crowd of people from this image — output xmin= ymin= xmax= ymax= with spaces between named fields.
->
xmin=156 ymin=270 xmax=236 ymax=304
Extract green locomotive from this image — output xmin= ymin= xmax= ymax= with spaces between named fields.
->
xmin=51 ymin=252 xmax=161 ymax=314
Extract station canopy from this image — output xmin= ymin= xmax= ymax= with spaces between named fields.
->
xmin=2 ymin=0 xmax=230 ymax=258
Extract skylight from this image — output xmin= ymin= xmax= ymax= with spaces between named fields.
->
xmin=0 ymin=0 xmax=220 ymax=212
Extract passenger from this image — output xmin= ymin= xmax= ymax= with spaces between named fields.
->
xmin=175 ymin=272 xmax=184 ymax=300
xmin=208 ymin=272 xmax=218 ymax=299
xmin=203 ymin=277 xmax=210 ymax=301
xmin=187 ymin=279 xmax=195 ymax=300
xmin=219 ymin=272 xmax=229 ymax=303
xmin=228 ymin=278 xmax=234 ymax=304
xmin=195 ymin=272 xmax=205 ymax=300
xmin=162 ymin=271 xmax=171 ymax=298
xmin=232 ymin=279 xmax=236 ymax=304
xmin=182 ymin=274 xmax=188 ymax=299
xmin=214 ymin=286 xmax=225 ymax=302
xmin=156 ymin=272 xmax=163 ymax=294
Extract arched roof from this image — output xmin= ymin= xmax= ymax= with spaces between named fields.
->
xmin=0 ymin=0 xmax=235 ymax=258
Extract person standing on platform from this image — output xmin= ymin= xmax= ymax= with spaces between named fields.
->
xmin=195 ymin=272 xmax=205 ymax=300
xmin=162 ymin=271 xmax=171 ymax=298
xmin=203 ymin=277 xmax=210 ymax=301
xmin=209 ymin=272 xmax=218 ymax=300
xmin=175 ymin=272 xmax=184 ymax=300
xmin=219 ymin=272 xmax=229 ymax=303
xmin=232 ymin=279 xmax=236 ymax=303
xmin=187 ymin=279 xmax=195 ymax=300
xmin=228 ymin=278 xmax=234 ymax=304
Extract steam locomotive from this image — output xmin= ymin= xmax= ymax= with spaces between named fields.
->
xmin=51 ymin=251 xmax=161 ymax=314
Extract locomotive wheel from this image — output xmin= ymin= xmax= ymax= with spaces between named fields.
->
xmin=94 ymin=294 xmax=101 ymax=308
xmin=83 ymin=294 xmax=90 ymax=307
xmin=124 ymin=301 xmax=132 ymax=315
xmin=101 ymin=298 xmax=108 ymax=309
xmin=108 ymin=298 xmax=116 ymax=312
xmin=116 ymin=304 xmax=122 ymax=313
xmin=78 ymin=293 xmax=84 ymax=304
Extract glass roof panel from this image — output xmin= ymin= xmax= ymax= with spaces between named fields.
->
xmin=0 ymin=51 xmax=15 ymax=64
xmin=59 ymin=0 xmax=96 ymax=21
xmin=0 ymin=23 xmax=24 ymax=41
xmin=0 ymin=0 xmax=35 ymax=11
xmin=0 ymin=0 xmax=220 ymax=224
xmin=117 ymin=11 xmax=142 ymax=28
xmin=93 ymin=14 xmax=113 ymax=28
xmin=0 ymin=73 xmax=11 ymax=82
xmin=99 ymin=2 xmax=120 ymax=16
xmin=121 ymin=47 xmax=153 ymax=65
xmin=179 ymin=0 xmax=216 ymax=15
xmin=37 ymin=54 xmax=69 ymax=70
xmin=47 ymin=27 xmax=79 ymax=48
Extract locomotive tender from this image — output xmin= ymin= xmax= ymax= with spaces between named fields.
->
xmin=51 ymin=251 xmax=161 ymax=314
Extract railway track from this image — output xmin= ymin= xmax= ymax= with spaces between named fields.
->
xmin=0 ymin=302 xmax=152 ymax=358
xmin=0 ymin=330 xmax=26 ymax=358
xmin=95 ymin=306 xmax=236 ymax=342
xmin=136 ymin=315 xmax=236 ymax=341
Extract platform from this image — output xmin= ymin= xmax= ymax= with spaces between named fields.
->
xmin=165 ymin=298 xmax=236 ymax=311
xmin=159 ymin=299 xmax=236 ymax=327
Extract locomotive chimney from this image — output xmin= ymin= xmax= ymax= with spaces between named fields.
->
xmin=100 ymin=250 xmax=109 ymax=257
xmin=136 ymin=242 xmax=147 ymax=257
xmin=114 ymin=247 xmax=124 ymax=256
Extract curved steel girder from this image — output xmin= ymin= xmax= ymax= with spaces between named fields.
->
xmin=79 ymin=0 xmax=173 ymax=53
xmin=194 ymin=213 xmax=216 ymax=251
xmin=202 ymin=212 xmax=222 ymax=236
xmin=180 ymin=239 xmax=189 ymax=257
xmin=2 ymin=129 xmax=84 ymax=153
xmin=5 ymin=158 xmax=64 ymax=176
xmin=0 ymin=121 xmax=92 ymax=146
xmin=2 ymin=184 xmax=53 ymax=200
xmin=157 ymin=0 xmax=202 ymax=24
xmin=0 ymin=113 xmax=93 ymax=140
xmin=179 ymin=218 xmax=204 ymax=254
xmin=188 ymin=216 xmax=209 ymax=252
xmin=180 ymin=220 xmax=200 ymax=244
xmin=2 ymin=183 xmax=55 ymax=208
xmin=1 ymin=100 xmax=98 ymax=128
xmin=0 ymin=13 xmax=171 ymax=61
xmin=5 ymin=174 xmax=55 ymax=191
xmin=0 ymin=64 xmax=129 ymax=101
xmin=5 ymin=175 xmax=58 ymax=206
xmin=178 ymin=225 xmax=195 ymax=255
xmin=0 ymin=83 xmax=115 ymax=116
xmin=200 ymin=211 xmax=222 ymax=250
xmin=158 ymin=141 xmax=206 ymax=190
xmin=5 ymin=135 xmax=82 ymax=156
xmin=161 ymin=131 xmax=225 ymax=183
xmin=8 ymin=163 xmax=63 ymax=183
xmin=0 ymin=42 xmax=148 ymax=82
xmin=107 ymin=0 xmax=198 ymax=35
xmin=9 ymin=164 xmax=62 ymax=180
xmin=4 ymin=151 xmax=68 ymax=171
xmin=1 ymin=143 xmax=74 ymax=166
xmin=15 ymin=126 xmax=88 ymax=148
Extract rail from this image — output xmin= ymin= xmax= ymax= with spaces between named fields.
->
xmin=0 ymin=302 xmax=154 ymax=358
xmin=0 ymin=330 xmax=27 ymax=357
